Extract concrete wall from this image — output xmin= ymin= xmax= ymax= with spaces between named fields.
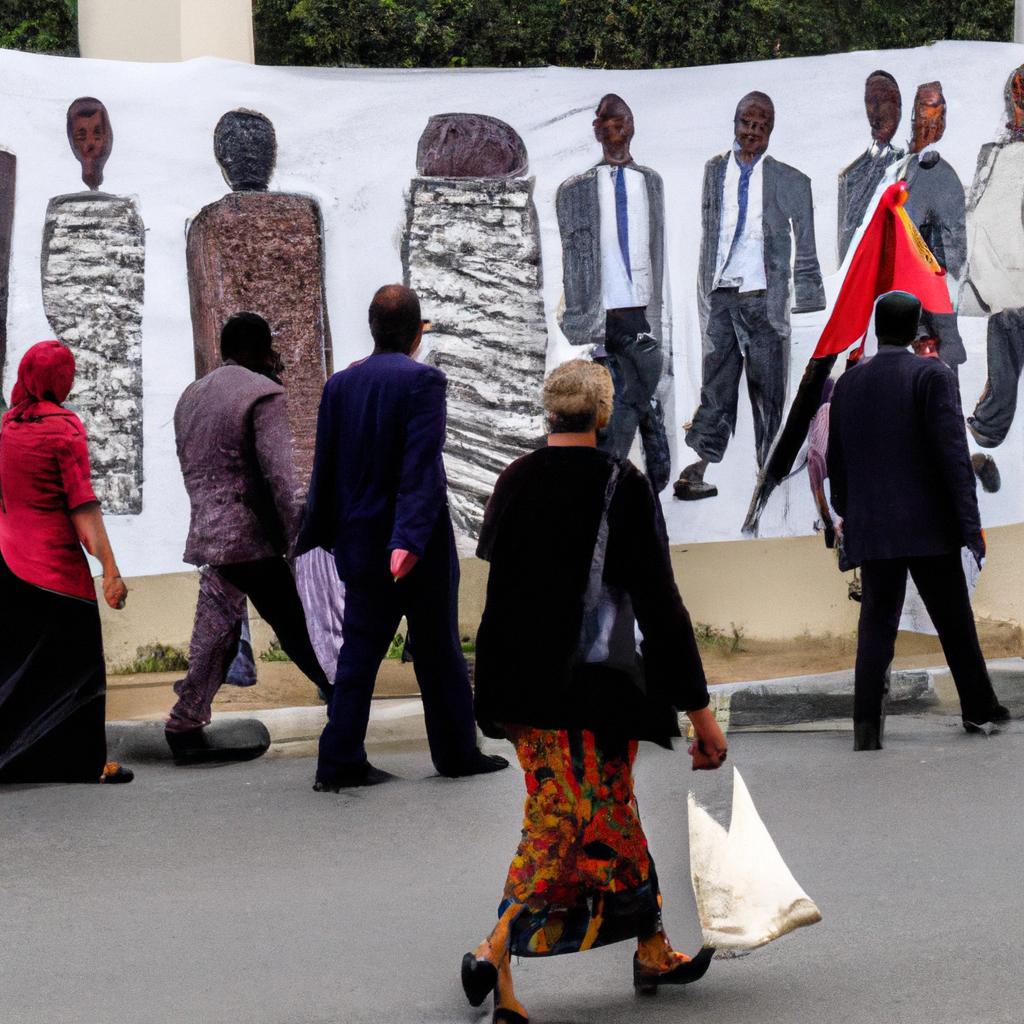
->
xmin=78 ymin=0 xmax=254 ymax=63
xmin=98 ymin=522 xmax=1024 ymax=670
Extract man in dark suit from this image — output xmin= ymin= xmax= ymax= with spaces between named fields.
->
xmin=556 ymin=94 xmax=671 ymax=493
xmin=827 ymin=291 xmax=1008 ymax=751
xmin=675 ymin=91 xmax=825 ymax=500
xmin=303 ymin=284 xmax=508 ymax=788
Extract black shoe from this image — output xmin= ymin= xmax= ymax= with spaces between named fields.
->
xmin=165 ymin=720 xmax=271 ymax=766
xmin=461 ymin=952 xmax=498 ymax=1007
xmin=971 ymin=453 xmax=1001 ymax=493
xmin=441 ymin=752 xmax=510 ymax=778
xmin=97 ymin=761 xmax=135 ymax=784
xmin=493 ymin=1002 xmax=529 ymax=1024
xmin=313 ymin=762 xmax=396 ymax=790
xmin=672 ymin=477 xmax=718 ymax=501
xmin=853 ymin=720 xmax=883 ymax=751
xmin=632 ymin=947 xmax=714 ymax=995
xmin=963 ymin=704 xmax=1011 ymax=734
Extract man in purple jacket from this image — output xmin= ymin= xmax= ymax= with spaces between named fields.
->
xmin=169 ymin=313 xmax=331 ymax=761
xmin=302 ymin=285 xmax=508 ymax=788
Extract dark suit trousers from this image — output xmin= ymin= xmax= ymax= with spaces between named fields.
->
xmin=919 ymin=309 xmax=966 ymax=374
xmin=598 ymin=308 xmax=671 ymax=493
xmin=855 ymin=552 xmax=1000 ymax=724
xmin=316 ymin=523 xmax=478 ymax=780
xmin=685 ymin=288 xmax=788 ymax=468
xmin=168 ymin=557 xmax=330 ymax=732
xmin=969 ymin=307 xmax=1024 ymax=446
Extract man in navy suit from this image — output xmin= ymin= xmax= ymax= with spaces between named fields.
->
xmin=302 ymin=284 xmax=508 ymax=788
xmin=827 ymin=291 xmax=1008 ymax=751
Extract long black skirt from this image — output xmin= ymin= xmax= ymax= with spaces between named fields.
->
xmin=0 ymin=554 xmax=108 ymax=783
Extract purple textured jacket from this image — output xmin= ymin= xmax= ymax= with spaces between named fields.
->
xmin=175 ymin=362 xmax=300 ymax=567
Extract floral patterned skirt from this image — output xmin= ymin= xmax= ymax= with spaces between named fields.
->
xmin=500 ymin=726 xmax=662 ymax=957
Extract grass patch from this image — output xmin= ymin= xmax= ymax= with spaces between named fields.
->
xmin=259 ymin=639 xmax=292 ymax=663
xmin=114 ymin=643 xmax=189 ymax=674
xmin=694 ymin=622 xmax=745 ymax=656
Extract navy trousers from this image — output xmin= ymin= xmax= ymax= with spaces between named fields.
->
xmin=317 ymin=517 xmax=478 ymax=781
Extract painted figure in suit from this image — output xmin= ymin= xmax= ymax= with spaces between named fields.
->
xmin=837 ymin=71 xmax=904 ymax=264
xmin=893 ymin=82 xmax=968 ymax=372
xmin=964 ymin=65 xmax=1024 ymax=459
xmin=675 ymin=92 xmax=825 ymax=501
xmin=556 ymin=94 xmax=671 ymax=494
xmin=303 ymin=285 xmax=508 ymax=789
xmin=826 ymin=292 xmax=1008 ymax=751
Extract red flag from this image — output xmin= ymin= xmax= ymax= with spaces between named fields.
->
xmin=812 ymin=181 xmax=953 ymax=359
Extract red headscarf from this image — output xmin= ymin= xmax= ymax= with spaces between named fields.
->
xmin=4 ymin=341 xmax=76 ymax=425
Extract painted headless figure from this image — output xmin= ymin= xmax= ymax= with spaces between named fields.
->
xmin=41 ymin=98 xmax=144 ymax=514
xmin=183 ymin=109 xmax=341 ymax=709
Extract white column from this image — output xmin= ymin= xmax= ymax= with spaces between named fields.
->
xmin=78 ymin=0 xmax=254 ymax=63
xmin=1017 ymin=0 xmax=1024 ymax=44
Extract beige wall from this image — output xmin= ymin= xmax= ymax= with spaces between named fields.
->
xmin=99 ymin=522 xmax=1024 ymax=669
xmin=78 ymin=0 xmax=254 ymax=63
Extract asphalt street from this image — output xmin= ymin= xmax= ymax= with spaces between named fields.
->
xmin=2 ymin=717 xmax=1022 ymax=1024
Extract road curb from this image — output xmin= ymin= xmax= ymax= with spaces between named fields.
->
xmin=107 ymin=658 xmax=1024 ymax=759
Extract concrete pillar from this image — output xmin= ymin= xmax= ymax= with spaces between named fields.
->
xmin=78 ymin=0 xmax=254 ymax=63
xmin=1017 ymin=0 xmax=1024 ymax=43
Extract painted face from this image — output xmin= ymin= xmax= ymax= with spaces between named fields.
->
xmin=1010 ymin=71 xmax=1024 ymax=131
xmin=865 ymin=78 xmax=901 ymax=146
xmin=911 ymin=86 xmax=945 ymax=152
xmin=68 ymin=107 xmax=112 ymax=189
xmin=734 ymin=101 xmax=773 ymax=161
xmin=592 ymin=103 xmax=634 ymax=160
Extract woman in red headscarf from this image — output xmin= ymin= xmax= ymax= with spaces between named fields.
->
xmin=0 ymin=341 xmax=133 ymax=783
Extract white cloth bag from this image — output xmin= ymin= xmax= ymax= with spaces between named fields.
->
xmin=688 ymin=767 xmax=822 ymax=950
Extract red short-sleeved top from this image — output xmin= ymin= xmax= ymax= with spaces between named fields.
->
xmin=0 ymin=404 xmax=99 ymax=601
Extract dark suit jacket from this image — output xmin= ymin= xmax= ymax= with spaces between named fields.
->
xmin=837 ymin=145 xmax=904 ymax=263
xmin=698 ymin=153 xmax=825 ymax=335
xmin=175 ymin=362 xmax=299 ymax=567
xmin=826 ymin=347 xmax=982 ymax=567
xmin=299 ymin=352 xmax=450 ymax=583
xmin=902 ymin=153 xmax=967 ymax=279
xmin=556 ymin=162 xmax=665 ymax=345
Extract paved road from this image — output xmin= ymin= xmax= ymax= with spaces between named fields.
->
xmin=2 ymin=717 xmax=1022 ymax=1024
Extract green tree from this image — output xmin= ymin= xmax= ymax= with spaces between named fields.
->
xmin=0 ymin=0 xmax=78 ymax=55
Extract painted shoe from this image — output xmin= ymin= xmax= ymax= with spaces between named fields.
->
xmin=461 ymin=952 xmax=498 ymax=1007
xmin=672 ymin=477 xmax=718 ymax=501
xmin=971 ymin=453 xmax=1001 ymax=493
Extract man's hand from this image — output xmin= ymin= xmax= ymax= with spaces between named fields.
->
xmin=102 ymin=575 xmax=127 ymax=610
xmin=686 ymin=707 xmax=728 ymax=771
xmin=968 ymin=529 xmax=986 ymax=570
xmin=390 ymin=549 xmax=420 ymax=581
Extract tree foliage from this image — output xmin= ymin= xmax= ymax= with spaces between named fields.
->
xmin=253 ymin=0 xmax=1015 ymax=69
xmin=0 ymin=0 xmax=78 ymax=55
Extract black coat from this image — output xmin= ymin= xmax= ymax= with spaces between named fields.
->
xmin=826 ymin=347 xmax=983 ymax=567
xmin=473 ymin=447 xmax=709 ymax=746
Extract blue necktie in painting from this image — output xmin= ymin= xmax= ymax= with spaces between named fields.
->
xmin=726 ymin=159 xmax=753 ymax=266
xmin=615 ymin=166 xmax=632 ymax=281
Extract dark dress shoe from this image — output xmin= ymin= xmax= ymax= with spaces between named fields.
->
xmin=440 ymin=752 xmax=510 ymax=778
xmin=853 ymin=721 xmax=883 ymax=751
xmin=673 ymin=477 xmax=718 ymax=501
xmin=313 ymin=762 xmax=396 ymax=791
xmin=633 ymin=947 xmax=714 ymax=995
xmin=98 ymin=762 xmax=134 ymax=784
xmin=963 ymin=704 xmax=1012 ymax=734
xmin=460 ymin=952 xmax=498 ymax=1007
xmin=165 ymin=720 xmax=271 ymax=766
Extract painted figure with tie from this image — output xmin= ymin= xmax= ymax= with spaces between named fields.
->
xmin=556 ymin=94 xmax=671 ymax=494
xmin=675 ymin=92 xmax=825 ymax=501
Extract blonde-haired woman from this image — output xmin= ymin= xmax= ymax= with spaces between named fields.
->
xmin=463 ymin=360 xmax=727 ymax=1022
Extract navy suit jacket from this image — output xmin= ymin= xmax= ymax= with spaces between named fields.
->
xmin=826 ymin=347 xmax=982 ymax=567
xmin=299 ymin=352 xmax=450 ymax=582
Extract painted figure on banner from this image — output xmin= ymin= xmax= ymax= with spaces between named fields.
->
xmin=404 ymin=113 xmax=546 ymax=544
xmin=962 ymin=65 xmax=1024 ymax=483
xmin=837 ymin=71 xmax=904 ymax=264
xmin=889 ymin=81 xmax=968 ymax=373
xmin=675 ymin=91 xmax=825 ymax=501
xmin=185 ymin=109 xmax=343 ymax=696
xmin=41 ymin=98 xmax=144 ymax=514
xmin=0 ymin=144 xmax=14 ymax=403
xmin=556 ymin=94 xmax=673 ymax=496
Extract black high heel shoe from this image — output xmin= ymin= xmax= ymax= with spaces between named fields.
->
xmin=493 ymin=1006 xmax=529 ymax=1023
xmin=632 ymin=947 xmax=715 ymax=995
xmin=461 ymin=952 xmax=498 ymax=1007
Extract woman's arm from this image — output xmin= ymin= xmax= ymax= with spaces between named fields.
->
xmin=70 ymin=502 xmax=127 ymax=609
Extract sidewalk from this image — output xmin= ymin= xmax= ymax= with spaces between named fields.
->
xmin=105 ymin=657 xmax=1024 ymax=763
